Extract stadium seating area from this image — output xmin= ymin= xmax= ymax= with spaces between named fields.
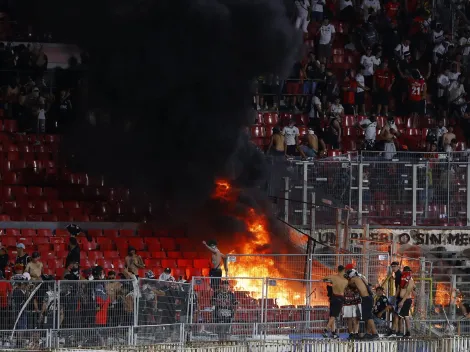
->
xmin=251 ymin=111 xmax=468 ymax=154
xmin=2 ymin=227 xmax=214 ymax=280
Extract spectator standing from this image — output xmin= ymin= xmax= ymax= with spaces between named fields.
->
xmin=303 ymin=52 xmax=321 ymax=97
xmin=0 ymin=271 xmax=11 ymax=330
xmin=317 ymin=17 xmax=335 ymax=62
xmin=308 ymin=90 xmax=323 ymax=120
xmin=341 ymin=70 xmax=356 ymax=115
xmin=11 ymin=277 xmax=28 ymax=330
xmin=444 ymin=138 xmax=457 ymax=153
xmin=311 ymin=0 xmax=325 ymax=22
xmin=329 ymin=96 xmax=344 ymax=122
xmin=65 ymin=237 xmax=80 ymax=268
xmin=442 ymin=126 xmax=456 ymax=150
xmin=159 ymin=268 xmax=175 ymax=282
xmin=267 ymin=126 xmax=286 ymax=158
xmin=0 ymin=246 xmax=9 ymax=277
xmin=359 ymin=115 xmax=377 ymax=150
xmin=355 ymin=66 xmax=369 ymax=115
xmin=361 ymin=47 xmax=380 ymax=91
xmin=125 ymin=246 xmax=145 ymax=276
xmin=448 ymin=75 xmax=466 ymax=118
xmin=15 ymin=244 xmax=30 ymax=267
xmin=25 ymin=252 xmax=43 ymax=280
xmin=436 ymin=68 xmax=450 ymax=117
xmin=326 ymin=113 xmax=342 ymax=149
xmin=380 ymin=117 xmax=399 ymax=160
xmin=295 ymin=0 xmax=310 ymax=33
xmin=211 ymin=281 xmax=238 ymax=341
xmin=373 ymin=60 xmax=394 ymax=116
xmin=282 ymin=119 xmax=300 ymax=156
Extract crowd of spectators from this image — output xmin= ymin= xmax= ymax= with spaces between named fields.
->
xmin=254 ymin=0 xmax=470 ymax=159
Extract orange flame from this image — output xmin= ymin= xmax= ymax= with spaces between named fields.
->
xmin=213 ymin=179 xmax=307 ymax=306
xmin=435 ymin=282 xmax=451 ymax=306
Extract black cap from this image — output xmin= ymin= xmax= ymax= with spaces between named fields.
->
xmin=164 ymin=267 xmax=171 ymax=273
xmin=32 ymin=251 xmax=40 ymax=258
xmin=391 ymin=261 xmax=399 ymax=266
xmin=92 ymin=265 xmax=103 ymax=276
xmin=403 ymin=266 xmax=412 ymax=272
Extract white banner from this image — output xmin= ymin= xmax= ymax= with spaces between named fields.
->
xmin=316 ymin=228 xmax=470 ymax=251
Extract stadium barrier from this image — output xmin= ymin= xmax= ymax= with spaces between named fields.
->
xmin=272 ymin=151 xmax=470 ymax=228
xmin=50 ymin=336 xmax=470 ymax=351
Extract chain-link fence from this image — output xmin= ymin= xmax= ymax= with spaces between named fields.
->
xmin=269 ymin=152 xmax=470 ymax=228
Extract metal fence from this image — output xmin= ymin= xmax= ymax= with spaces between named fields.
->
xmin=270 ymin=151 xmax=470 ymax=229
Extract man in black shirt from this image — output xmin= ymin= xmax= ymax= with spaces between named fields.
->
xmin=391 ymin=262 xmax=402 ymax=298
xmin=0 ymin=246 xmax=9 ymax=277
xmin=373 ymin=286 xmax=390 ymax=321
xmin=65 ymin=237 xmax=80 ymax=268
xmin=15 ymin=243 xmax=30 ymax=267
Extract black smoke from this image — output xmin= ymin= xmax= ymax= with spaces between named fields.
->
xmin=39 ymin=0 xmax=300 ymax=226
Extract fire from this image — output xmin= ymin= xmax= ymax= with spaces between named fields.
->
xmin=213 ymin=179 xmax=307 ymax=306
xmin=435 ymin=282 xmax=451 ymax=306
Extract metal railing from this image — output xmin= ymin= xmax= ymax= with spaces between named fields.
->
xmin=271 ymin=151 xmax=470 ymax=228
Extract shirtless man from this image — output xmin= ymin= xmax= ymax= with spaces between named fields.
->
xmin=300 ymin=127 xmax=326 ymax=158
xmin=388 ymin=266 xmax=415 ymax=337
xmin=442 ymin=125 xmax=456 ymax=150
xmin=266 ymin=126 xmax=285 ymax=157
xmin=322 ymin=265 xmax=349 ymax=338
xmin=202 ymin=240 xmax=228 ymax=291
xmin=380 ymin=117 xmax=400 ymax=160
xmin=347 ymin=269 xmax=379 ymax=339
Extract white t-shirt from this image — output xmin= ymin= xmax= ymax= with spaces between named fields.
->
xmin=340 ymin=0 xmax=353 ymax=10
xmin=448 ymin=71 xmax=461 ymax=82
xmin=319 ymin=24 xmax=335 ymax=45
xmin=282 ymin=126 xmax=300 ymax=146
xmin=433 ymin=43 xmax=447 ymax=64
xmin=38 ymin=109 xmax=46 ymax=120
xmin=395 ymin=43 xmax=410 ymax=61
xmin=309 ymin=96 xmax=322 ymax=118
xmin=355 ymin=73 xmax=365 ymax=93
xmin=459 ymin=37 xmax=470 ymax=56
xmin=437 ymin=126 xmax=448 ymax=138
xmin=437 ymin=74 xmax=450 ymax=97
xmin=311 ymin=0 xmax=324 ymax=12
xmin=330 ymin=103 xmax=344 ymax=116
xmin=360 ymin=55 xmax=380 ymax=76
xmin=448 ymin=81 xmax=465 ymax=103
xmin=360 ymin=119 xmax=377 ymax=140
xmin=433 ymin=30 xmax=444 ymax=44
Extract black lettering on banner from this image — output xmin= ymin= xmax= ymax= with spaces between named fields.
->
xmin=415 ymin=233 xmax=425 ymax=245
xmin=350 ymin=232 xmax=360 ymax=239
xmin=429 ymin=233 xmax=442 ymax=245
xmin=461 ymin=233 xmax=469 ymax=246
xmin=398 ymin=233 xmax=410 ymax=245
xmin=447 ymin=233 xmax=460 ymax=245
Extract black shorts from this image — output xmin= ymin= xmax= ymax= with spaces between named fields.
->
xmin=355 ymin=92 xmax=365 ymax=105
xmin=408 ymin=100 xmax=425 ymax=115
xmin=329 ymin=295 xmax=344 ymax=317
xmin=286 ymin=145 xmax=298 ymax=156
xmin=209 ymin=268 xmax=222 ymax=289
xmin=361 ymin=295 xmax=374 ymax=321
xmin=396 ymin=297 xmax=412 ymax=317
xmin=375 ymin=89 xmax=389 ymax=106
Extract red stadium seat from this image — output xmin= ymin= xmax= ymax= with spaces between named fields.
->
xmin=186 ymin=268 xmax=203 ymax=278
xmin=42 ymin=214 xmax=58 ymax=221
xmin=103 ymin=250 xmax=119 ymax=259
xmin=343 ymin=115 xmax=355 ymax=127
xmin=120 ymin=229 xmax=135 ymax=237
xmin=250 ymin=125 xmax=266 ymax=138
xmin=97 ymin=237 xmax=114 ymax=251
xmin=35 ymin=237 xmax=50 ymax=245
xmin=128 ymin=238 xmax=145 ymax=251
xmin=21 ymin=229 xmax=36 ymax=237
xmin=102 ymin=229 xmax=118 ymax=238
xmin=194 ymin=259 xmax=211 ymax=269
xmin=1 ymin=236 xmax=16 ymax=248
xmin=159 ymin=237 xmax=177 ymax=251
xmin=175 ymin=238 xmax=192 ymax=251
xmin=88 ymin=251 xmax=104 ymax=262
xmin=145 ymin=258 xmax=162 ymax=268
xmin=177 ymin=259 xmax=194 ymax=267
xmin=182 ymin=252 xmax=199 ymax=259
xmin=150 ymin=251 xmax=167 ymax=258
xmin=28 ymin=187 xmax=43 ymax=198
xmin=263 ymin=113 xmax=279 ymax=125
xmin=5 ymin=228 xmax=20 ymax=237
xmin=167 ymin=251 xmax=182 ymax=259
xmin=161 ymin=259 xmax=177 ymax=268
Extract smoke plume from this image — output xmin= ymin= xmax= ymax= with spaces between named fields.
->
xmin=40 ymin=0 xmax=300 ymax=227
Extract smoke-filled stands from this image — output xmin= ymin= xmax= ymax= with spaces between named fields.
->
xmin=251 ymin=1 xmax=470 ymax=157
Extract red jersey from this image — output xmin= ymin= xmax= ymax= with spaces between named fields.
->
xmin=342 ymin=79 xmax=356 ymax=105
xmin=374 ymin=69 xmax=395 ymax=90
xmin=410 ymin=16 xmax=427 ymax=35
xmin=385 ymin=2 xmax=400 ymax=20
xmin=408 ymin=78 xmax=425 ymax=101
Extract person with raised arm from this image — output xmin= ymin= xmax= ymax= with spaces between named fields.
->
xmin=202 ymin=240 xmax=228 ymax=291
